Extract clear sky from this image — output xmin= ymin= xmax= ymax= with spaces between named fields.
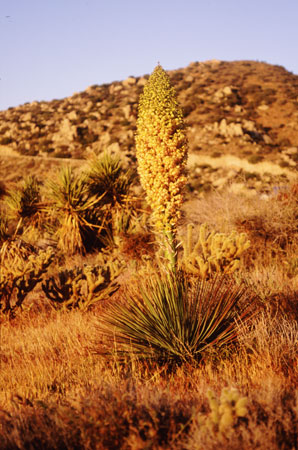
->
xmin=1 ymin=0 xmax=298 ymax=111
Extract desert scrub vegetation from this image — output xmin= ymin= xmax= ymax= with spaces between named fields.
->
xmin=0 ymin=66 xmax=297 ymax=449
xmin=0 ymin=181 xmax=297 ymax=447
xmin=86 ymin=151 xmax=135 ymax=207
xmin=42 ymin=256 xmax=123 ymax=311
xmin=47 ymin=166 xmax=102 ymax=254
xmin=43 ymin=152 xmax=138 ymax=255
xmin=0 ymin=153 xmax=145 ymax=318
xmin=0 ymin=242 xmax=54 ymax=318
xmin=98 ymin=64 xmax=254 ymax=367
xmin=180 ymin=223 xmax=250 ymax=278
xmin=99 ymin=271 xmax=255 ymax=364
xmin=5 ymin=175 xmax=45 ymax=236
xmin=0 ymin=308 xmax=297 ymax=449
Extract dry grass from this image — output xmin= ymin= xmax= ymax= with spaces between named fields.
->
xmin=0 ymin=308 xmax=297 ymax=449
xmin=0 ymin=183 xmax=298 ymax=449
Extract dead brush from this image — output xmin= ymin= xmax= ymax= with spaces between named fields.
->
xmin=99 ymin=206 xmax=154 ymax=263
xmin=237 ymin=311 xmax=298 ymax=378
xmin=0 ymin=180 xmax=6 ymax=198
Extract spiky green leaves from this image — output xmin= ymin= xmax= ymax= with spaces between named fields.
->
xmin=87 ymin=152 xmax=134 ymax=207
xmin=48 ymin=167 xmax=101 ymax=254
xmin=135 ymin=65 xmax=188 ymax=232
xmin=99 ymin=272 xmax=255 ymax=364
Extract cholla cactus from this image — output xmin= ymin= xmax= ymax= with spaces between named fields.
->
xmin=205 ymin=388 xmax=248 ymax=435
xmin=135 ymin=64 xmax=188 ymax=268
xmin=181 ymin=224 xmax=250 ymax=278
xmin=42 ymin=258 xmax=123 ymax=311
xmin=0 ymin=245 xmax=54 ymax=317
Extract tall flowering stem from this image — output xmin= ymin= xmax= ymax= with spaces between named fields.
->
xmin=135 ymin=65 xmax=188 ymax=271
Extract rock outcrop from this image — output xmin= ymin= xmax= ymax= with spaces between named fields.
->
xmin=0 ymin=60 xmax=297 ymax=194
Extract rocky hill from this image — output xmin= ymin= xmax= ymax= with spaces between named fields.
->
xmin=1 ymin=60 xmax=298 ymax=195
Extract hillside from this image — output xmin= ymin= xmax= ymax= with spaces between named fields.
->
xmin=1 ymin=60 xmax=298 ymax=195
xmin=1 ymin=61 xmax=298 ymax=449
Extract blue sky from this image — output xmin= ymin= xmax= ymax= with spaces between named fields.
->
xmin=1 ymin=0 xmax=297 ymax=111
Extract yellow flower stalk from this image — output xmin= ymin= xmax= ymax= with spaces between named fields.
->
xmin=135 ymin=64 xmax=188 ymax=269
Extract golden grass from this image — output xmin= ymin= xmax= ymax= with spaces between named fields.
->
xmin=0 ymin=300 xmax=297 ymax=448
xmin=0 ymin=184 xmax=298 ymax=448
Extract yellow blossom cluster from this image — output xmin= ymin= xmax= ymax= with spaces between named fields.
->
xmin=135 ymin=64 xmax=188 ymax=231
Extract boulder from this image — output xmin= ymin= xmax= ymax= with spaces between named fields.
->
xmin=122 ymin=77 xmax=136 ymax=87
xmin=222 ymin=86 xmax=232 ymax=96
xmin=137 ymin=77 xmax=147 ymax=86
xmin=21 ymin=112 xmax=32 ymax=122
xmin=52 ymin=119 xmax=77 ymax=144
xmin=122 ymin=105 xmax=131 ymax=120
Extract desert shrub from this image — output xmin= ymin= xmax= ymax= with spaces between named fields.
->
xmin=180 ymin=224 xmax=250 ymax=279
xmin=75 ymin=126 xmax=98 ymax=145
xmin=5 ymin=176 xmax=45 ymax=234
xmin=183 ymin=102 xmax=197 ymax=116
xmin=0 ymin=181 xmax=6 ymax=198
xmin=99 ymin=271 xmax=256 ymax=364
xmin=99 ymin=206 xmax=150 ymax=249
xmin=47 ymin=167 xmax=102 ymax=254
xmin=197 ymin=388 xmax=248 ymax=436
xmin=42 ymin=257 xmax=122 ymax=311
xmin=0 ymin=212 xmax=9 ymax=243
xmin=86 ymin=151 xmax=135 ymax=207
xmin=0 ymin=243 xmax=54 ymax=318
xmin=0 ymin=136 xmax=13 ymax=145
xmin=247 ymin=154 xmax=264 ymax=164
xmin=85 ymin=152 xmax=139 ymax=250
xmin=53 ymin=148 xmax=72 ymax=158
xmin=0 ymin=383 xmax=193 ymax=450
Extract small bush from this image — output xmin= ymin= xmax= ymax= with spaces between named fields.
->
xmin=247 ymin=154 xmax=264 ymax=164
xmin=0 ymin=243 xmax=54 ymax=318
xmin=42 ymin=259 xmax=122 ymax=311
xmin=180 ymin=224 xmax=250 ymax=279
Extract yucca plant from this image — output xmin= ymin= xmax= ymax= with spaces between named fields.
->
xmin=86 ymin=152 xmax=141 ymax=250
xmin=135 ymin=64 xmax=188 ymax=271
xmin=48 ymin=167 xmax=104 ymax=254
xmin=99 ymin=271 xmax=255 ymax=364
xmin=87 ymin=152 xmax=135 ymax=207
xmin=5 ymin=176 xmax=45 ymax=235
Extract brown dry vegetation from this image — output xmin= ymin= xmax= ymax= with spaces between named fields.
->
xmin=0 ymin=60 xmax=298 ymax=449
xmin=0 ymin=175 xmax=298 ymax=449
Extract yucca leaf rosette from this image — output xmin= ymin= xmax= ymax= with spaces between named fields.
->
xmin=135 ymin=65 xmax=188 ymax=267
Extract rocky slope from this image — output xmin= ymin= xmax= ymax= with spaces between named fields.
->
xmin=1 ymin=60 xmax=298 ymax=195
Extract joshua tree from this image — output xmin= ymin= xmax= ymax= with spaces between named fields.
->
xmin=135 ymin=64 xmax=188 ymax=271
